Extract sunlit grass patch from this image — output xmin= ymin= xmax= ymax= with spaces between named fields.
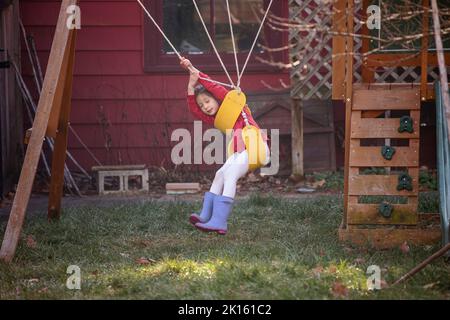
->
xmin=0 ymin=193 xmax=448 ymax=299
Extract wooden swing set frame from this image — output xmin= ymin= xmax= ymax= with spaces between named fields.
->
xmin=0 ymin=0 xmax=78 ymax=262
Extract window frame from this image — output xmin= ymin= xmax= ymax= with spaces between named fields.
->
xmin=143 ymin=0 xmax=289 ymax=74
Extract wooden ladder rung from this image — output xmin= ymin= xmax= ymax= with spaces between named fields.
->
xmin=350 ymin=111 xmax=420 ymax=139
xmin=353 ymin=87 xmax=420 ymax=111
xmin=349 ymin=140 xmax=419 ymax=167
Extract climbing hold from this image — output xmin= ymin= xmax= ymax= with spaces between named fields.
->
xmin=398 ymin=115 xmax=414 ymax=133
xmin=381 ymin=146 xmax=396 ymax=160
xmin=397 ymin=173 xmax=413 ymax=191
xmin=379 ymin=201 xmax=393 ymax=218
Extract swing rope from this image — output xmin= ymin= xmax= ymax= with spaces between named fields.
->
xmin=237 ymin=0 xmax=274 ymax=88
xmin=137 ymin=0 xmax=274 ymax=91
xmin=192 ymin=0 xmax=235 ymax=88
xmin=225 ymin=0 xmax=240 ymax=87
xmin=136 ymin=0 xmax=234 ymax=89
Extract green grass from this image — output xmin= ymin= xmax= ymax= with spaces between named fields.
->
xmin=0 ymin=194 xmax=449 ymax=299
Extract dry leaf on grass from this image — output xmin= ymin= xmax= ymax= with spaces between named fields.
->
xmin=331 ymin=282 xmax=348 ymax=298
xmin=136 ymin=257 xmax=156 ymax=265
xmin=354 ymin=257 xmax=365 ymax=264
xmin=423 ymin=282 xmax=439 ymax=289
xmin=312 ymin=266 xmax=324 ymax=277
xmin=380 ymin=280 xmax=389 ymax=289
xmin=26 ymin=235 xmax=37 ymax=248
xmin=400 ymin=241 xmax=410 ymax=254
xmin=328 ymin=265 xmax=337 ymax=273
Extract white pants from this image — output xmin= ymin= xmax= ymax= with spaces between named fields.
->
xmin=210 ymin=143 xmax=270 ymax=199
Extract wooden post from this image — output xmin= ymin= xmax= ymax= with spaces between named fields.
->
xmin=0 ymin=0 xmax=77 ymax=262
xmin=291 ymin=98 xmax=304 ymax=178
xmin=420 ymin=0 xmax=429 ymax=102
xmin=431 ymin=0 xmax=450 ymax=143
xmin=361 ymin=0 xmax=375 ymax=83
xmin=48 ymin=28 xmax=77 ymax=220
xmin=343 ymin=0 xmax=354 ymax=224
xmin=332 ymin=0 xmax=347 ymax=100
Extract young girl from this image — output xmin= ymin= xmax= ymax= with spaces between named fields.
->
xmin=180 ymin=57 xmax=270 ymax=235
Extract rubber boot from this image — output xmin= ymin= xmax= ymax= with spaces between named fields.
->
xmin=189 ymin=191 xmax=216 ymax=225
xmin=195 ymin=195 xmax=234 ymax=235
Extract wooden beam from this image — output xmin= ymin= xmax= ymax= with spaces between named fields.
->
xmin=343 ymin=0 xmax=354 ymax=224
xmin=338 ymin=218 xmax=441 ymax=249
xmin=365 ymin=52 xmax=450 ymax=67
xmin=431 ymin=0 xmax=450 ymax=143
xmin=353 ymin=88 xmax=420 ymax=111
xmin=349 ymin=140 xmax=419 ymax=167
xmin=332 ymin=0 xmax=346 ymax=100
xmin=291 ymin=98 xmax=304 ymax=177
xmin=0 ymin=0 xmax=77 ymax=262
xmin=350 ymin=110 xmax=420 ymax=139
xmin=361 ymin=0 xmax=375 ymax=83
xmin=421 ymin=0 xmax=430 ymax=102
xmin=48 ymin=28 xmax=77 ymax=220
xmin=393 ymin=243 xmax=450 ymax=286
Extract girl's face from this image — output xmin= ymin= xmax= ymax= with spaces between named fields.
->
xmin=196 ymin=93 xmax=219 ymax=116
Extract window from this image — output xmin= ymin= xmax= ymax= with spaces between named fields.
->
xmin=143 ymin=0 xmax=288 ymax=73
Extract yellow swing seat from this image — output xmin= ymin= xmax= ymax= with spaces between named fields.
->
xmin=215 ymin=90 xmax=268 ymax=171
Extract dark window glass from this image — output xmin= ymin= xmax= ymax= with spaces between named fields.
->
xmin=162 ymin=0 xmax=264 ymax=54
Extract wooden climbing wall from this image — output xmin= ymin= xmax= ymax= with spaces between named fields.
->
xmin=346 ymin=84 xmax=420 ymax=226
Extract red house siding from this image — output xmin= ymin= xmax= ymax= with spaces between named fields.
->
xmin=20 ymin=0 xmax=290 ymax=172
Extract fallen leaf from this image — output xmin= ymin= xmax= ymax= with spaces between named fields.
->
xmin=312 ymin=266 xmax=324 ymax=277
xmin=311 ymin=179 xmax=326 ymax=188
xmin=331 ymin=282 xmax=348 ymax=298
xmin=354 ymin=257 xmax=365 ymax=264
xmin=26 ymin=235 xmax=37 ymax=248
xmin=423 ymin=282 xmax=439 ymax=289
xmin=328 ymin=265 xmax=337 ymax=273
xmin=400 ymin=241 xmax=410 ymax=254
xmin=27 ymin=278 xmax=39 ymax=285
xmin=247 ymin=173 xmax=259 ymax=182
xmin=380 ymin=280 xmax=389 ymax=289
xmin=38 ymin=287 xmax=48 ymax=293
xmin=136 ymin=257 xmax=156 ymax=265
xmin=344 ymin=246 xmax=353 ymax=253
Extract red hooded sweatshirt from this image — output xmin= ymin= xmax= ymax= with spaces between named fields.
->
xmin=187 ymin=72 xmax=269 ymax=153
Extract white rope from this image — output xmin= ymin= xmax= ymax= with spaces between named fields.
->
xmin=226 ymin=0 xmax=240 ymax=87
xmin=136 ymin=0 xmax=181 ymax=59
xmin=191 ymin=0 xmax=235 ymax=88
xmin=136 ymin=0 xmax=234 ymax=88
xmin=237 ymin=0 xmax=274 ymax=88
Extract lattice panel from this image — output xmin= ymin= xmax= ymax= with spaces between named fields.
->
xmin=374 ymin=66 xmax=450 ymax=83
xmin=289 ymin=0 xmax=362 ymax=100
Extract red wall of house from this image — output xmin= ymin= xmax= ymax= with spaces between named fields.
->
xmin=20 ymin=0 xmax=290 ymax=172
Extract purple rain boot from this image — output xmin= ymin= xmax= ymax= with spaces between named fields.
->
xmin=195 ymin=195 xmax=234 ymax=235
xmin=189 ymin=191 xmax=217 ymax=225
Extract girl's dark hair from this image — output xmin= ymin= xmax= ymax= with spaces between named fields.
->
xmin=194 ymin=85 xmax=214 ymax=98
